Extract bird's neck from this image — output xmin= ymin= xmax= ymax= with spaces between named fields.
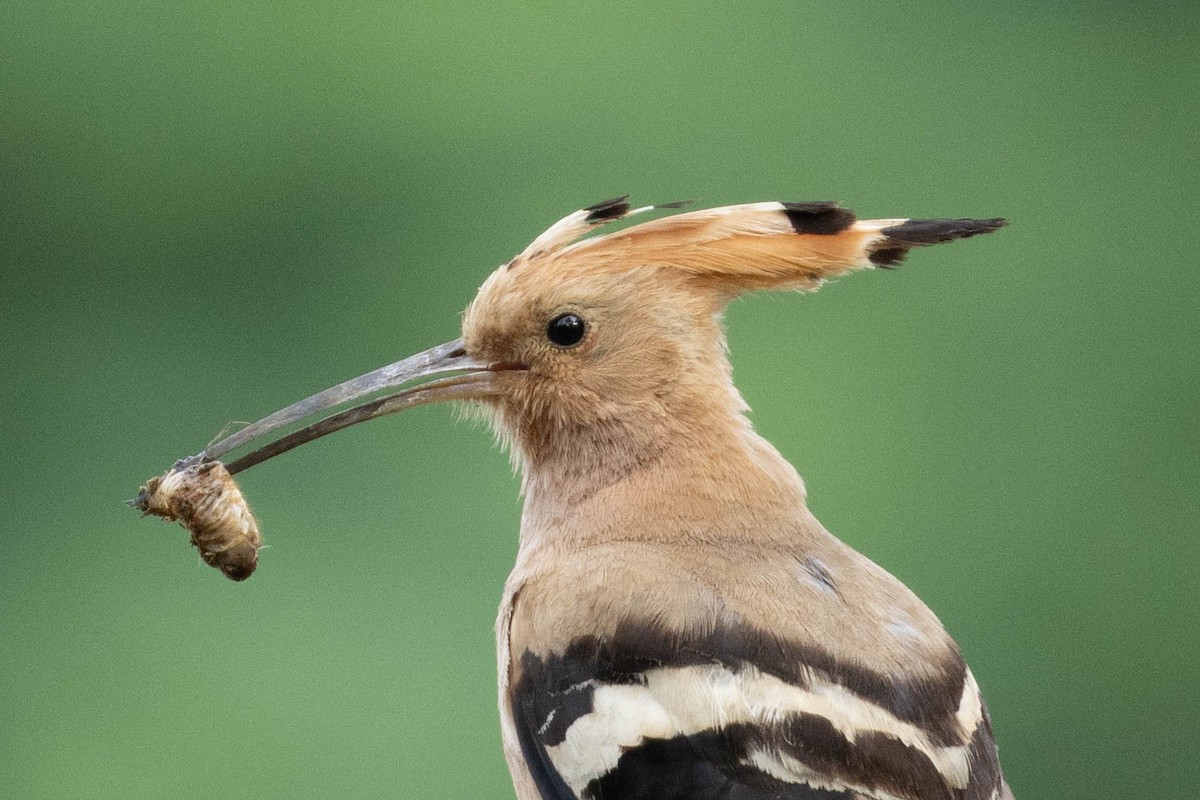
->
xmin=514 ymin=388 xmax=812 ymax=555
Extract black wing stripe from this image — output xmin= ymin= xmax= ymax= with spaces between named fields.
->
xmin=964 ymin=704 xmax=1006 ymax=800
xmin=773 ymin=715 xmax=952 ymax=800
xmin=515 ymin=670 xmax=583 ymax=800
xmin=585 ymin=726 xmax=857 ymax=800
xmin=538 ymin=616 xmax=971 ymax=745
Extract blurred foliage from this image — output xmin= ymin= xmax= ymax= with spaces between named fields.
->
xmin=2 ymin=2 xmax=1197 ymax=798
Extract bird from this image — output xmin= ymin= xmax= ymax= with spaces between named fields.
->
xmin=194 ymin=196 xmax=1010 ymax=799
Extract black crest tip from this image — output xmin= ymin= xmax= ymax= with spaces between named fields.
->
xmin=868 ymin=247 xmax=908 ymax=269
xmin=584 ymin=195 xmax=632 ymax=223
xmin=881 ymin=217 xmax=1007 ymax=245
xmin=781 ymin=201 xmax=857 ymax=235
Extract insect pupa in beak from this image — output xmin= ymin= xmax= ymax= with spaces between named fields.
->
xmin=132 ymin=457 xmax=262 ymax=581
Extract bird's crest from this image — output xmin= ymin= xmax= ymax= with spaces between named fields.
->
xmin=509 ymin=195 xmax=691 ymax=269
xmin=509 ymin=196 xmax=1005 ymax=298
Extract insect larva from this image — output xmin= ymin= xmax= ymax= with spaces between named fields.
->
xmin=133 ymin=459 xmax=262 ymax=581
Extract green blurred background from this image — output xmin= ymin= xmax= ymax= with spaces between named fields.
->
xmin=2 ymin=3 xmax=1197 ymax=798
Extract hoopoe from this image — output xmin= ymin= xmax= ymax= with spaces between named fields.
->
xmin=155 ymin=197 xmax=1009 ymax=799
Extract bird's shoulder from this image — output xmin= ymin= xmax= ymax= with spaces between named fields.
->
xmin=510 ymin=536 xmax=959 ymax=689
xmin=503 ymin=540 xmax=1008 ymax=800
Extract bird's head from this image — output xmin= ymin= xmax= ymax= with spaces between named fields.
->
xmin=460 ymin=239 xmax=733 ymax=472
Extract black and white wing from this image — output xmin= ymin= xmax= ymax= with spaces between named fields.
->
xmin=509 ymin=613 xmax=1009 ymax=800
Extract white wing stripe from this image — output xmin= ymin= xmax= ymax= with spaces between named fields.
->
xmin=544 ymin=662 xmax=983 ymax=795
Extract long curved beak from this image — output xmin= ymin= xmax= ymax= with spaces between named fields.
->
xmin=197 ymin=339 xmax=519 ymax=475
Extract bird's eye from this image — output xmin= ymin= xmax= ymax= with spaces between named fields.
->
xmin=547 ymin=313 xmax=586 ymax=348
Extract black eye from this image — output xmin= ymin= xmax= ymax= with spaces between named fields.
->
xmin=547 ymin=313 xmax=586 ymax=348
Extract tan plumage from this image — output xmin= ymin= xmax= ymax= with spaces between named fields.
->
xmin=141 ymin=196 xmax=1009 ymax=798
xmin=464 ymin=198 xmax=1010 ymax=800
